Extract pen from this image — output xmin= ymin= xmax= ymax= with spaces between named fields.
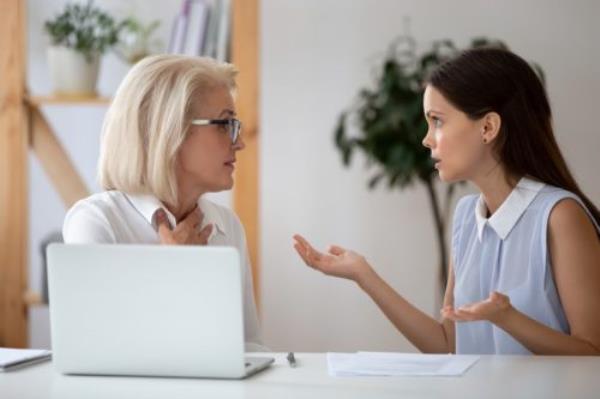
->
xmin=286 ymin=352 xmax=297 ymax=368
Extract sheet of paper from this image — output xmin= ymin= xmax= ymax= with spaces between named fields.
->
xmin=327 ymin=352 xmax=479 ymax=377
xmin=0 ymin=348 xmax=52 ymax=369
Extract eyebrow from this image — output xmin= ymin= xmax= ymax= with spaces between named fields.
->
xmin=218 ymin=109 xmax=236 ymax=118
xmin=425 ymin=110 xmax=445 ymax=118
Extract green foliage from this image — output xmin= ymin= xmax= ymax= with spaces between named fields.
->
xmin=44 ymin=1 xmax=126 ymax=62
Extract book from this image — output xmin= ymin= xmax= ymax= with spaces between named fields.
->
xmin=0 ymin=348 xmax=52 ymax=371
xmin=215 ymin=0 xmax=231 ymax=62
xmin=183 ymin=0 xmax=211 ymax=56
xmin=168 ymin=0 xmax=192 ymax=54
xmin=202 ymin=0 xmax=220 ymax=58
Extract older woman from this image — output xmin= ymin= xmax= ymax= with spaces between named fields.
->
xmin=63 ymin=55 xmax=262 ymax=348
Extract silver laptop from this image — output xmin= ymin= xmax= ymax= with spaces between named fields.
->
xmin=47 ymin=244 xmax=274 ymax=379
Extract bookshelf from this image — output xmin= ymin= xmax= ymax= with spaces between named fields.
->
xmin=0 ymin=0 xmax=260 ymax=347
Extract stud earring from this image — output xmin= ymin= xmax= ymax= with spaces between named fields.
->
xmin=483 ymin=138 xmax=488 ymax=144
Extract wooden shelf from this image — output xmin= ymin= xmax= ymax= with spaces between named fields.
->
xmin=26 ymin=95 xmax=111 ymax=107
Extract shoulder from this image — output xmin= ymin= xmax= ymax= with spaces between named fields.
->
xmin=63 ymin=191 xmax=124 ymax=243
xmin=65 ymin=191 xmax=126 ymax=223
xmin=548 ymin=197 xmax=599 ymax=241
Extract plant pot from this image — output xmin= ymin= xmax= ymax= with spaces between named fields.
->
xmin=47 ymin=46 xmax=100 ymax=97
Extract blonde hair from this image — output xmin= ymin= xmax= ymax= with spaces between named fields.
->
xmin=98 ymin=54 xmax=238 ymax=205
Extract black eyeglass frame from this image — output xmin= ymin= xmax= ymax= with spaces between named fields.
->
xmin=190 ymin=118 xmax=242 ymax=144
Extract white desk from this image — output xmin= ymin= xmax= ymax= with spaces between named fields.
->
xmin=2 ymin=352 xmax=600 ymax=398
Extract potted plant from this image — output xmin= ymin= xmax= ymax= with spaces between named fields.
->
xmin=334 ymin=36 xmax=542 ymax=295
xmin=44 ymin=1 xmax=125 ymax=97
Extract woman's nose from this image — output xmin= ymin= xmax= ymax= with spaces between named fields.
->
xmin=233 ymin=134 xmax=246 ymax=151
xmin=422 ymin=129 xmax=434 ymax=149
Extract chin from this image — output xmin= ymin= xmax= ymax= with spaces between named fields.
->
xmin=437 ymin=169 xmax=462 ymax=183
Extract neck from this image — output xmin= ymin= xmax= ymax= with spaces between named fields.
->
xmin=164 ymin=181 xmax=206 ymax=223
xmin=471 ymin=162 xmax=519 ymax=216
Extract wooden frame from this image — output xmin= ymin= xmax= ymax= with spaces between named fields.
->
xmin=0 ymin=0 xmax=28 ymax=348
xmin=231 ymin=0 xmax=261 ymax=307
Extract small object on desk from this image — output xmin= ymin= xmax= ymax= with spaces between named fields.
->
xmin=0 ymin=348 xmax=52 ymax=371
xmin=286 ymin=352 xmax=297 ymax=368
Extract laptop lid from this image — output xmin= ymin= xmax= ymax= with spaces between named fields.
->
xmin=47 ymin=244 xmax=248 ymax=378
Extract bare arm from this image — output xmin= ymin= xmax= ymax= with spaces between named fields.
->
xmin=293 ymin=234 xmax=455 ymax=353
xmin=357 ymin=261 xmax=456 ymax=353
xmin=502 ymin=199 xmax=600 ymax=354
xmin=444 ymin=199 xmax=600 ymax=355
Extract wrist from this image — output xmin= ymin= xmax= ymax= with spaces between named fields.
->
xmin=355 ymin=262 xmax=377 ymax=290
xmin=490 ymin=302 xmax=516 ymax=327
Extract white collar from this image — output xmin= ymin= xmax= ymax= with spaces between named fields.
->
xmin=475 ymin=177 xmax=545 ymax=242
xmin=124 ymin=193 xmax=226 ymax=238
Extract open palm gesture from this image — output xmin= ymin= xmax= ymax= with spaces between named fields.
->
xmin=442 ymin=291 xmax=512 ymax=324
xmin=293 ymin=234 xmax=371 ymax=282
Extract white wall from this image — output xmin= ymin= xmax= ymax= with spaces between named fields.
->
xmin=25 ymin=0 xmax=600 ymax=352
xmin=259 ymin=0 xmax=600 ymax=352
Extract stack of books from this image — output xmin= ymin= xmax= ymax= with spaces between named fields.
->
xmin=168 ymin=0 xmax=231 ymax=61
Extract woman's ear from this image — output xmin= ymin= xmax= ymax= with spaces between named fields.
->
xmin=481 ymin=112 xmax=501 ymax=144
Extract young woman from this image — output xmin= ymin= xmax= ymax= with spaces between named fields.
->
xmin=293 ymin=48 xmax=600 ymax=355
xmin=63 ymin=55 xmax=263 ymax=349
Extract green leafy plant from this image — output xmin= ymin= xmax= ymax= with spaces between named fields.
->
xmin=44 ymin=0 xmax=126 ymax=62
xmin=114 ymin=18 xmax=161 ymax=64
xmin=334 ymin=37 xmax=530 ymax=291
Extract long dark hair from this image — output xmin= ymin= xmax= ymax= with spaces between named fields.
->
xmin=427 ymin=47 xmax=600 ymax=227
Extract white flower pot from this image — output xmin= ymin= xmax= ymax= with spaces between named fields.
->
xmin=47 ymin=46 xmax=100 ymax=97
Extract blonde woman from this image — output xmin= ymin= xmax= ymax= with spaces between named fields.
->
xmin=63 ymin=55 xmax=263 ymax=348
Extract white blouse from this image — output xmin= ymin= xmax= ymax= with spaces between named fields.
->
xmin=62 ymin=190 xmax=263 ymax=349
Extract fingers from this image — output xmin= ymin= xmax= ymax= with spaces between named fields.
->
xmin=197 ymin=223 xmax=213 ymax=244
xmin=293 ymin=242 xmax=314 ymax=268
xmin=490 ymin=291 xmax=508 ymax=303
xmin=292 ymin=234 xmax=312 ymax=251
xmin=292 ymin=235 xmax=327 ymax=270
xmin=180 ymin=207 xmax=202 ymax=229
xmin=327 ymin=245 xmax=345 ymax=256
xmin=292 ymin=234 xmax=323 ymax=262
xmin=440 ymin=306 xmax=471 ymax=322
xmin=156 ymin=210 xmax=172 ymax=239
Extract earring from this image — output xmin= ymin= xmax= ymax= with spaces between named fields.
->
xmin=483 ymin=138 xmax=488 ymax=144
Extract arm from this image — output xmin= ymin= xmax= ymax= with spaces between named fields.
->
xmin=358 ymin=260 xmax=456 ymax=353
xmin=293 ymin=234 xmax=455 ymax=353
xmin=445 ymin=199 xmax=600 ymax=355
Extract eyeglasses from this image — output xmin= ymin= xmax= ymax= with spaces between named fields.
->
xmin=190 ymin=118 xmax=242 ymax=144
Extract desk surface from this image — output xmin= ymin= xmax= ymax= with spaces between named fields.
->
xmin=2 ymin=352 xmax=600 ymax=399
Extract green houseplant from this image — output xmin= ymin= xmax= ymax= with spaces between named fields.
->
xmin=334 ymin=36 xmax=536 ymax=293
xmin=44 ymin=0 xmax=125 ymax=96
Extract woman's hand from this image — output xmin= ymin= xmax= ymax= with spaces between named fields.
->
xmin=292 ymin=234 xmax=373 ymax=283
xmin=441 ymin=291 xmax=513 ymax=324
xmin=156 ymin=207 xmax=213 ymax=245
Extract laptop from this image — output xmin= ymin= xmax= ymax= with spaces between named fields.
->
xmin=46 ymin=244 xmax=274 ymax=379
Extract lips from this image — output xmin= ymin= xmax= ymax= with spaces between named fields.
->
xmin=224 ymin=159 xmax=236 ymax=168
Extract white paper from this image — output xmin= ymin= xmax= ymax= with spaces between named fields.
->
xmin=327 ymin=352 xmax=479 ymax=377
xmin=0 ymin=348 xmax=51 ymax=369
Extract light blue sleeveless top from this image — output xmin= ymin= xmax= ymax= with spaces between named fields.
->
xmin=452 ymin=177 xmax=599 ymax=354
